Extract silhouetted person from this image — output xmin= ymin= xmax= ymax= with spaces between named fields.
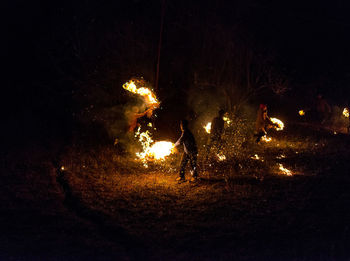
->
xmin=126 ymin=106 xmax=155 ymax=132
xmin=316 ymin=94 xmax=331 ymax=125
xmin=206 ymin=109 xmax=225 ymax=158
xmin=174 ymin=120 xmax=198 ymax=183
xmin=254 ymin=104 xmax=277 ymax=143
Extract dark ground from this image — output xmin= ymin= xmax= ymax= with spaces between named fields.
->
xmin=1 ymin=123 xmax=350 ymax=261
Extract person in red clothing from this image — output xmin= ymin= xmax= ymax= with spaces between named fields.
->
xmin=254 ymin=104 xmax=278 ymax=143
xmin=316 ymin=94 xmax=331 ymax=125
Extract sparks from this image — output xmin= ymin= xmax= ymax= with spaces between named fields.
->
xmin=270 ymin=117 xmax=284 ymax=131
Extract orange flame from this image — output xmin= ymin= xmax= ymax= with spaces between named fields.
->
xmin=299 ymin=110 xmax=305 ymax=116
xmin=343 ymin=108 xmax=349 ymax=118
xmin=204 ymin=122 xmax=211 ymax=134
xmin=278 ymin=163 xmax=292 ymax=176
xmin=123 ymin=80 xmax=159 ymax=107
xmin=135 ymin=127 xmax=175 ymax=162
xmin=270 ymin=117 xmax=284 ymax=131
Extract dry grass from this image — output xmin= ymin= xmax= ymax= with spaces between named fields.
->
xmin=54 ymin=121 xmax=350 ymax=260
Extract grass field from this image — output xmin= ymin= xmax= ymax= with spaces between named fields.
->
xmin=2 ymin=122 xmax=350 ymax=260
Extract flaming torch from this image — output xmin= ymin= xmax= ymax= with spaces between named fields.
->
xmin=343 ymin=108 xmax=349 ymax=118
xmin=270 ymin=117 xmax=284 ymax=131
xmin=123 ymin=80 xmax=160 ymax=108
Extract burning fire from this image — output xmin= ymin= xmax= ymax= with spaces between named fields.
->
xmin=204 ymin=122 xmax=212 ymax=134
xmin=251 ymin=154 xmax=260 ymax=160
xmin=343 ymin=108 xmax=349 ymax=118
xmin=278 ymin=163 xmax=292 ymax=176
xmin=299 ymin=110 xmax=305 ymax=116
xmin=138 ymin=141 xmax=175 ymax=160
xmin=261 ymin=135 xmax=272 ymax=142
xmin=270 ymin=117 xmax=284 ymax=131
xmin=135 ymin=127 xmax=175 ymax=162
xmin=123 ymin=80 xmax=159 ymax=107
xmin=216 ymin=153 xmax=226 ymax=161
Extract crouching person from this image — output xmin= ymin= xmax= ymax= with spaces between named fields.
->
xmin=174 ymin=120 xmax=198 ymax=183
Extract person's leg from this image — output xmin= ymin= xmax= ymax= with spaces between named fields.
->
xmin=255 ymin=131 xmax=264 ymax=143
xmin=189 ymin=153 xmax=198 ymax=178
xmin=179 ymin=153 xmax=189 ymax=179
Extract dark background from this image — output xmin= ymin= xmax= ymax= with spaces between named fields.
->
xmin=3 ymin=0 xmax=350 ymax=146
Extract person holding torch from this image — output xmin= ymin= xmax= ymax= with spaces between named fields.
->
xmin=254 ymin=104 xmax=278 ymax=143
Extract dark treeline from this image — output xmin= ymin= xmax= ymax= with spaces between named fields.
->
xmin=3 ymin=0 xmax=350 ymax=146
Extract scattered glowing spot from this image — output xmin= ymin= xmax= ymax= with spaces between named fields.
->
xmin=217 ymin=153 xmax=226 ymax=161
xmin=251 ymin=154 xmax=260 ymax=160
xmin=223 ymin=116 xmax=231 ymax=125
xmin=60 ymin=166 xmax=65 ymax=171
xmin=276 ymin=154 xmax=286 ymax=159
xmin=299 ymin=110 xmax=305 ymax=116
xmin=261 ymin=135 xmax=272 ymax=142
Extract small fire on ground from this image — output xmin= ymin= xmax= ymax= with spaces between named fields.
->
xmin=278 ymin=163 xmax=292 ymax=176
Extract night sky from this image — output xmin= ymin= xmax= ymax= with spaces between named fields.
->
xmin=3 ymin=0 xmax=350 ymax=144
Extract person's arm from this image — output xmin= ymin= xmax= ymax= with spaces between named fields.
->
xmin=174 ymin=132 xmax=184 ymax=147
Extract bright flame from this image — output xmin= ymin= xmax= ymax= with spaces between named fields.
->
xmin=251 ymin=154 xmax=260 ymax=160
xmin=147 ymin=122 xmax=153 ymax=127
xmin=217 ymin=153 xmax=226 ymax=161
xmin=261 ymin=135 xmax=272 ymax=142
xmin=60 ymin=166 xmax=65 ymax=171
xmin=123 ymin=80 xmax=159 ymax=107
xmin=135 ymin=127 xmax=175 ymax=161
xmin=270 ymin=117 xmax=284 ymax=131
xmin=299 ymin=110 xmax=305 ymax=116
xmin=138 ymin=141 xmax=175 ymax=160
xmin=204 ymin=122 xmax=212 ymax=134
xmin=278 ymin=164 xmax=292 ymax=176
xmin=343 ymin=108 xmax=349 ymax=118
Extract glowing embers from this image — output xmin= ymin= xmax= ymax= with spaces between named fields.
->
xmin=343 ymin=108 xmax=349 ymax=118
xmin=299 ymin=110 xmax=305 ymax=116
xmin=278 ymin=163 xmax=292 ymax=176
xmin=123 ymin=80 xmax=159 ymax=107
xmin=261 ymin=135 xmax=272 ymax=143
xmin=216 ymin=153 xmax=226 ymax=161
xmin=270 ymin=117 xmax=284 ymax=131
